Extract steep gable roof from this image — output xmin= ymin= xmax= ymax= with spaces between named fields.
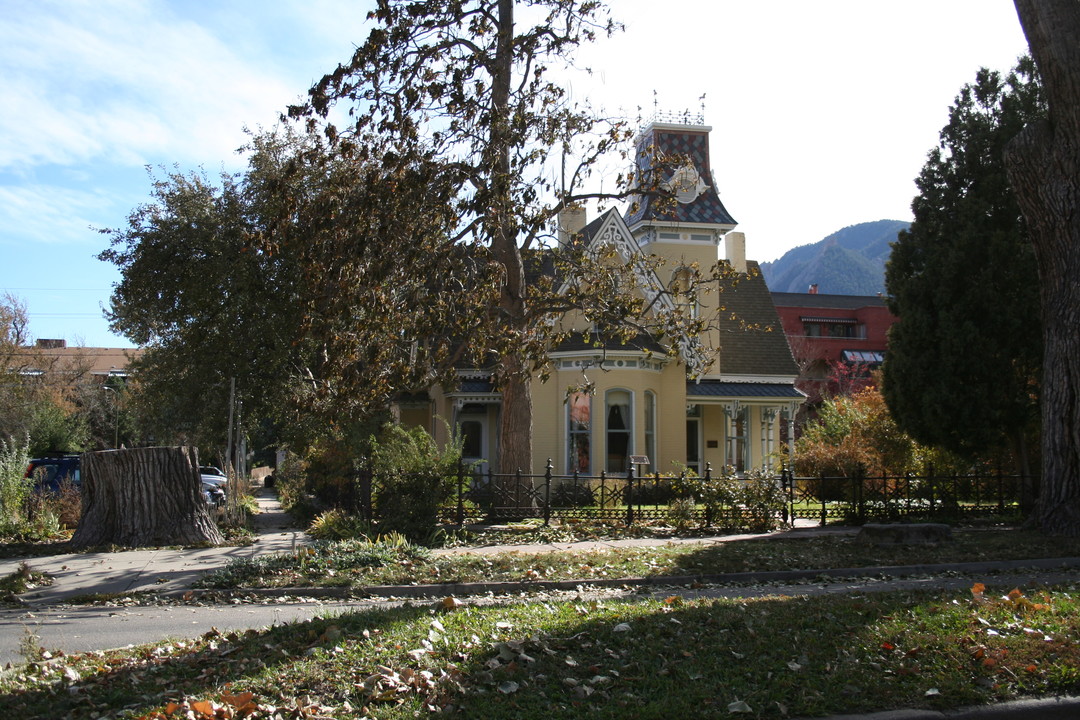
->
xmin=714 ymin=261 xmax=799 ymax=378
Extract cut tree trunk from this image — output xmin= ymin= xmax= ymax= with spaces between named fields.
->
xmin=70 ymin=446 xmax=225 ymax=548
xmin=1006 ymin=0 xmax=1080 ymax=535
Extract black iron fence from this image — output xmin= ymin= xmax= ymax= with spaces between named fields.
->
xmin=347 ymin=461 xmax=1032 ymax=528
xmin=786 ymin=466 xmax=1032 ymax=525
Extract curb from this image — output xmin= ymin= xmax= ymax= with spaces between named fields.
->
xmin=811 ymin=695 xmax=1080 ymax=719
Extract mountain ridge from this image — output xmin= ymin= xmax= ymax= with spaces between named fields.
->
xmin=759 ymin=219 xmax=910 ymax=295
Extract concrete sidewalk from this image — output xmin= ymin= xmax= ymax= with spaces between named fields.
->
xmin=0 ymin=488 xmax=308 ymax=605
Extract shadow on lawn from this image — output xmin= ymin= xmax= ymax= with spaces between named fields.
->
xmin=0 ymin=604 xmax=433 ymax=718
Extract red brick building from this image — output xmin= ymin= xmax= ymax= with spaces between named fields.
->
xmin=770 ymin=291 xmax=897 ymax=406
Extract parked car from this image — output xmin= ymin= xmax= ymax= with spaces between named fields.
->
xmin=25 ymin=454 xmax=81 ymax=494
xmin=202 ymin=481 xmax=226 ymax=507
xmin=199 ymin=466 xmax=228 ymax=487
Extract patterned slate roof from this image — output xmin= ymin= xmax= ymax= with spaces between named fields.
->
xmin=458 ymin=379 xmax=496 ymax=394
xmin=716 ymin=262 xmax=800 ymax=377
xmin=686 ymin=380 xmax=805 ymax=400
xmin=624 ymin=125 xmax=737 ymax=228
xmin=551 ymin=331 xmax=666 ymax=355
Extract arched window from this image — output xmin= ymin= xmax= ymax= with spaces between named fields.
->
xmin=567 ymin=392 xmax=591 ymax=474
xmin=605 ymin=389 xmax=632 ymax=474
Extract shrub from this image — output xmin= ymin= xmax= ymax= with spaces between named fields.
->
xmin=0 ymin=437 xmax=33 ymax=537
xmin=308 ymin=508 xmax=371 ymax=541
xmin=738 ymin=468 xmax=787 ymax=532
xmin=667 ymin=496 xmax=696 ymax=530
xmin=368 ymin=423 xmax=463 ymax=544
xmin=670 ymin=465 xmax=785 ymax=532
xmin=550 ymin=480 xmax=595 ymax=508
xmin=274 ymin=454 xmax=320 ymax=524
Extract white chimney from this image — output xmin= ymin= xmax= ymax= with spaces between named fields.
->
xmin=558 ymin=206 xmax=587 ymax=245
xmin=725 ymin=231 xmax=747 ymax=273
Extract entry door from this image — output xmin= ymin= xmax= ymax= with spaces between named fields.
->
xmin=686 ymin=416 xmax=702 ymax=474
xmin=459 ymin=412 xmax=489 ymax=476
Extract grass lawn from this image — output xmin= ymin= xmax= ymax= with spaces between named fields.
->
xmin=195 ymin=528 xmax=1080 ymax=591
xmin=3 ymin=582 xmax=1079 ymax=719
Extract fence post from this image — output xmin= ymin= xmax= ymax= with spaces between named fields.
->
xmin=543 ymin=459 xmax=552 ymax=526
xmin=703 ymin=463 xmax=714 ymax=527
xmin=456 ymin=461 xmax=465 ymax=526
xmin=358 ymin=466 xmax=373 ymax=523
xmin=781 ymin=465 xmax=792 ymax=526
xmin=625 ymin=464 xmax=635 ymax=526
xmin=854 ymin=466 xmax=865 ymax=523
xmin=927 ymin=462 xmax=936 ymax=514
xmin=997 ymin=465 xmax=1006 ymax=514
xmin=819 ymin=473 xmax=827 ymax=526
xmin=515 ymin=468 xmax=523 ymax=514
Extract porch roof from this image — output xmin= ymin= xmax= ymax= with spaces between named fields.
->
xmin=686 ymin=379 xmax=804 ymax=400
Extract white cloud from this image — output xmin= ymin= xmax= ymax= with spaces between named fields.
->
xmin=0 ymin=183 xmax=117 ymax=246
xmin=0 ymin=0 xmax=311 ymax=172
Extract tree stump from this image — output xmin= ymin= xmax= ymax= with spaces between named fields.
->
xmin=70 ymin=446 xmax=224 ymax=548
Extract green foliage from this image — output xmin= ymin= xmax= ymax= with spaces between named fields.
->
xmin=669 ymin=465 xmax=786 ymax=532
xmin=27 ymin=398 xmax=87 ymax=456
xmin=98 ymin=130 xmax=321 ymax=451
xmin=307 ymin=509 xmax=371 ymax=541
xmin=197 ymin=536 xmax=430 ymax=590
xmin=796 ymin=382 xmax=923 ymax=477
xmin=273 ymin=453 xmax=318 ymax=524
xmin=666 ymin=496 xmax=695 ymax=531
xmin=0 ymin=436 xmax=33 ymax=537
xmin=884 ymin=57 xmax=1044 ymax=467
xmin=368 ymin=423 xmax=464 ymax=544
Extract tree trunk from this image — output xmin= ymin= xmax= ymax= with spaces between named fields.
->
xmin=488 ymin=0 xmax=534 ymax=480
xmin=70 ymin=447 xmax=225 ymax=548
xmin=497 ymin=353 xmax=534 ymax=476
xmin=1006 ymin=0 xmax=1080 ymax=535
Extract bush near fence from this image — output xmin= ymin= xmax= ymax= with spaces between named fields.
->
xmin=329 ymin=460 xmax=1029 ymax=540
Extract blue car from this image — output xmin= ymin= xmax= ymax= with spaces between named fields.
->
xmin=25 ymin=454 xmax=81 ymax=494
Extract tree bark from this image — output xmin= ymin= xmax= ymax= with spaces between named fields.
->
xmin=488 ymin=0 xmax=534 ymax=480
xmin=1006 ymin=0 xmax=1080 ymax=534
xmin=70 ymin=446 xmax=224 ymax=548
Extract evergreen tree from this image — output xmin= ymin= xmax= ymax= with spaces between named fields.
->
xmin=883 ymin=58 xmax=1043 ymax=475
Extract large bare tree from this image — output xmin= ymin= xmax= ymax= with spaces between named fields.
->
xmin=284 ymin=0 xmax=714 ymax=474
xmin=1005 ymin=0 xmax=1080 ymax=534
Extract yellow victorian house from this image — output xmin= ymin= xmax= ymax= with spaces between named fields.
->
xmin=398 ymin=117 xmax=802 ymax=478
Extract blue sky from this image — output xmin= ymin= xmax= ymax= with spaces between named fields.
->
xmin=1 ymin=0 xmax=1030 ymax=348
